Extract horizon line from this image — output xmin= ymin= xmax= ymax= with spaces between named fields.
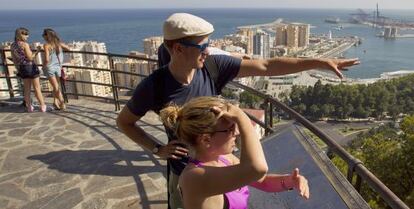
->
xmin=1 ymin=7 xmax=414 ymax=11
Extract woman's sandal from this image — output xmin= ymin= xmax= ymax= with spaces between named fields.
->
xmin=53 ymin=103 xmax=61 ymax=110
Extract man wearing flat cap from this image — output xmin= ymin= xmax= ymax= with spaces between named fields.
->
xmin=117 ymin=13 xmax=360 ymax=208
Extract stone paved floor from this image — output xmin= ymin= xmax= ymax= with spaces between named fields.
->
xmin=0 ymin=99 xmax=168 ymax=209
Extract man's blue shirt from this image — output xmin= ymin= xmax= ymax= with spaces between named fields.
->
xmin=127 ymin=55 xmax=241 ymax=117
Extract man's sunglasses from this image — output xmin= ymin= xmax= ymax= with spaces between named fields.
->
xmin=178 ymin=40 xmax=210 ymax=52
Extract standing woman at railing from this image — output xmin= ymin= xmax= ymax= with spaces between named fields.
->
xmin=10 ymin=27 xmax=47 ymax=112
xmin=41 ymin=28 xmax=70 ymax=110
xmin=160 ymin=96 xmax=310 ymax=209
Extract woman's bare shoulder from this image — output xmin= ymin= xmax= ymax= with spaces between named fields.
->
xmin=179 ymin=164 xmax=205 ymax=190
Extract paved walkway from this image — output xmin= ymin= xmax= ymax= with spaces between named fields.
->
xmin=0 ymin=99 xmax=168 ymax=209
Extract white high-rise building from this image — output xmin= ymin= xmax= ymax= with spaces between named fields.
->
xmin=74 ymin=70 xmax=112 ymax=98
xmin=143 ymin=36 xmax=163 ymax=58
xmin=287 ymin=24 xmax=299 ymax=49
xmin=66 ymin=41 xmax=108 ymax=67
xmin=276 ymin=24 xmax=288 ymax=46
xmin=83 ymin=41 xmax=107 ymax=62
xmin=253 ymin=30 xmax=270 ymax=59
xmin=276 ymin=23 xmax=309 ymax=50
xmin=237 ymin=28 xmax=255 ymax=55
xmin=297 ymin=24 xmax=310 ymax=48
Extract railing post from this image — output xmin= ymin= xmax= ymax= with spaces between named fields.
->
xmin=262 ymin=98 xmax=270 ymax=136
xmin=60 ymin=66 xmax=68 ymax=103
xmin=108 ymin=55 xmax=120 ymax=111
xmin=269 ymin=100 xmax=274 ymax=129
xmin=355 ymin=174 xmax=362 ymax=192
xmin=0 ymin=49 xmax=15 ymax=98
xmin=347 ymin=166 xmax=354 ymax=183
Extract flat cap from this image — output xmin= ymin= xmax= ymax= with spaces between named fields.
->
xmin=163 ymin=13 xmax=214 ymax=40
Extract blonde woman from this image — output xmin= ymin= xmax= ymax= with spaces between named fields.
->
xmin=42 ymin=28 xmax=70 ymax=110
xmin=11 ymin=27 xmax=46 ymax=112
xmin=160 ymin=96 xmax=310 ymax=209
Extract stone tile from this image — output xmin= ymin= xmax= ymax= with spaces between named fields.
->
xmin=110 ymin=193 xmax=167 ymax=209
xmin=1 ymin=145 xmax=49 ymax=173
xmin=8 ymin=128 xmax=31 ymax=137
xmin=0 ymin=123 xmax=32 ymax=131
xmin=42 ymin=118 xmax=57 ymax=125
xmin=83 ymin=176 xmax=132 ymax=196
xmin=142 ymin=178 xmax=163 ymax=195
xmin=0 ymin=183 xmax=29 ymax=201
xmin=44 ymin=129 xmax=61 ymax=138
xmin=111 ymin=198 xmax=140 ymax=209
xmin=0 ymin=150 xmax=6 ymax=158
xmin=28 ymin=126 xmax=49 ymax=136
xmin=103 ymin=184 xmax=138 ymax=199
xmin=0 ymin=170 xmax=33 ymax=184
xmin=0 ymin=198 xmax=9 ymax=208
xmin=26 ymin=136 xmax=42 ymax=141
xmin=38 ymin=188 xmax=83 ymax=209
xmin=61 ymin=131 xmax=77 ymax=136
xmin=81 ymin=195 xmax=108 ymax=209
xmin=25 ymin=169 xmax=74 ymax=188
xmin=0 ymin=141 xmax=22 ymax=148
xmin=22 ymin=118 xmax=41 ymax=124
xmin=0 ymin=137 xmax=7 ymax=143
xmin=52 ymin=136 xmax=76 ymax=146
xmin=20 ymin=193 xmax=59 ymax=209
xmin=30 ymin=178 xmax=82 ymax=200
xmin=147 ymin=172 xmax=164 ymax=181
xmin=53 ymin=118 xmax=67 ymax=127
xmin=78 ymin=140 xmax=106 ymax=149
xmin=66 ymin=124 xmax=87 ymax=133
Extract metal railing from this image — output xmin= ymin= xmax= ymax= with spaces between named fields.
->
xmin=0 ymin=49 xmax=409 ymax=209
xmin=0 ymin=49 xmax=158 ymax=111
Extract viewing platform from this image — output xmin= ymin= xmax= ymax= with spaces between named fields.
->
xmin=0 ymin=49 xmax=409 ymax=209
xmin=0 ymin=99 xmax=168 ymax=209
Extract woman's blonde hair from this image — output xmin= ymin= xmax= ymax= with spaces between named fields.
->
xmin=14 ymin=27 xmax=29 ymax=42
xmin=42 ymin=28 xmax=62 ymax=54
xmin=160 ymin=96 xmax=226 ymax=146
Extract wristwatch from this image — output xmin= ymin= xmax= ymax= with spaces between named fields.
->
xmin=152 ymin=144 xmax=162 ymax=154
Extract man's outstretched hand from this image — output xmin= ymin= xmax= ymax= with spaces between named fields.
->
xmin=321 ymin=58 xmax=360 ymax=79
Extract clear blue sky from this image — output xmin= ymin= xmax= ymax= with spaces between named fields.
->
xmin=1 ymin=0 xmax=413 ymax=10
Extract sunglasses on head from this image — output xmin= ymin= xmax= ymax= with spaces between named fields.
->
xmin=178 ymin=40 xmax=210 ymax=52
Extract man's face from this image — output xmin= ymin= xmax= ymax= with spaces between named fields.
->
xmin=178 ymin=36 xmax=210 ymax=69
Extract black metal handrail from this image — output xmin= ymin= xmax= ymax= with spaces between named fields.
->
xmin=0 ymin=48 xmax=409 ymax=209
xmin=0 ymin=48 xmax=158 ymax=111
xmin=229 ymin=81 xmax=409 ymax=209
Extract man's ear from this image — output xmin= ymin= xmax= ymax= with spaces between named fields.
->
xmin=172 ymin=42 xmax=184 ymax=55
